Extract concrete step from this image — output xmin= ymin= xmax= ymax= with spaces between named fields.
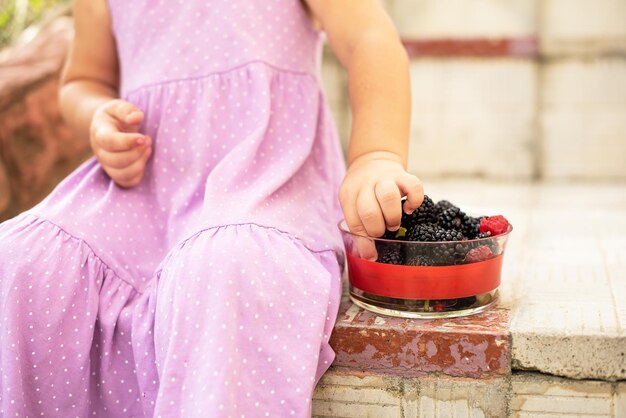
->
xmin=316 ymin=181 xmax=626 ymax=416
xmin=313 ymin=369 xmax=625 ymax=418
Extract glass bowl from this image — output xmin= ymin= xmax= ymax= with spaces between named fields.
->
xmin=338 ymin=220 xmax=512 ymax=319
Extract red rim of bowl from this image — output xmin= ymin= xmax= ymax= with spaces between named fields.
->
xmin=337 ymin=219 xmax=513 ymax=244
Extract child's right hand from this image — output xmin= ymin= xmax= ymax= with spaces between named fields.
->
xmin=89 ymin=99 xmax=152 ymax=188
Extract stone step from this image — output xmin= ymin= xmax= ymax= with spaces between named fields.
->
xmin=329 ymin=298 xmax=510 ymax=379
xmin=313 ymin=369 xmax=625 ymax=418
xmin=319 ymin=181 xmax=626 ymax=416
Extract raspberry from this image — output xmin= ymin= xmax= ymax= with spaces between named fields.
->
xmin=479 ymin=215 xmax=510 ymax=236
xmin=464 ymin=245 xmax=494 ymax=263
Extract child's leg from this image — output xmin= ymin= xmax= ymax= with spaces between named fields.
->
xmin=133 ymin=224 xmax=342 ymax=418
xmin=0 ymin=215 xmax=144 ymax=417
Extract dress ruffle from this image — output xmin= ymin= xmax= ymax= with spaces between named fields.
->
xmin=0 ymin=216 xmax=342 ymax=417
xmin=132 ymin=223 xmax=342 ymax=417
xmin=0 ymin=214 xmax=144 ymax=416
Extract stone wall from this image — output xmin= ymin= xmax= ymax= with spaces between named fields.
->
xmin=322 ymin=0 xmax=626 ymax=181
xmin=0 ymin=17 xmax=90 ymax=222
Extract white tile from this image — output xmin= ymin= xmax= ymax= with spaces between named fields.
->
xmin=408 ymin=59 xmax=537 ymax=179
xmin=542 ymin=0 xmax=626 ymax=55
xmin=312 ymin=400 xmax=401 ymax=418
xmin=414 ymin=376 xmax=508 ymax=418
xmin=541 ymin=59 xmax=626 ymax=180
xmin=616 ymin=383 xmax=626 ymax=418
xmin=390 ymin=0 xmax=537 ymax=38
xmin=511 ymin=374 xmax=613 ymax=416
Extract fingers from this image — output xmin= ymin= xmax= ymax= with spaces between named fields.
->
xmin=105 ymin=147 xmax=152 ymax=188
xmin=356 ymin=190 xmax=386 ymax=238
xmin=108 ymin=100 xmax=144 ymax=127
xmin=396 ymin=173 xmax=424 ymax=214
xmin=93 ymin=127 xmax=150 ymax=152
xmin=341 ymin=195 xmax=379 ymax=261
xmin=96 ymin=145 xmax=150 ymax=169
xmin=374 ymin=180 xmax=402 ymax=231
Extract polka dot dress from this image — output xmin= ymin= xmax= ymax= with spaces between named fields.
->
xmin=0 ymin=1 xmax=346 ymax=416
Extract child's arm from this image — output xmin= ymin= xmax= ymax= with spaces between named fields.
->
xmin=304 ymin=0 xmax=424 ymax=243
xmin=59 ymin=0 xmax=152 ymax=188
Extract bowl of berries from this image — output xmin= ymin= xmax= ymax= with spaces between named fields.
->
xmin=339 ymin=196 xmax=512 ymax=318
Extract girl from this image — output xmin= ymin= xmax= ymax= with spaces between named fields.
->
xmin=0 ymin=0 xmax=423 ymax=416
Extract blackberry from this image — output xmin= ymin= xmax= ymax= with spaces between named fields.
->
xmin=401 ymin=195 xmax=437 ymax=230
xmin=430 ymin=240 xmax=472 ymax=265
xmin=406 ymin=223 xmax=439 ymax=242
xmin=377 ymin=248 xmax=403 ymax=265
xmin=437 ymin=207 xmax=470 ymax=232
xmin=463 ymin=216 xmax=484 ymax=239
xmin=404 ymin=253 xmax=436 ymax=266
xmin=432 ymin=228 xmax=465 ymax=242
xmin=435 ymin=199 xmax=459 ymax=214
xmin=375 ymin=241 xmax=403 ymax=265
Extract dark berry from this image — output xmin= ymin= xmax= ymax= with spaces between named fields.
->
xmin=406 ymin=223 xmax=438 ymax=241
xmin=437 ymin=207 xmax=470 ymax=232
xmin=377 ymin=248 xmax=403 ymax=265
xmin=463 ymin=216 xmax=484 ymax=239
xmin=402 ymin=195 xmax=437 ymax=230
xmin=435 ymin=200 xmax=459 ymax=213
xmin=432 ymin=228 xmax=465 ymax=242
xmin=404 ymin=252 xmax=436 ymax=266
xmin=375 ymin=240 xmax=404 ymax=265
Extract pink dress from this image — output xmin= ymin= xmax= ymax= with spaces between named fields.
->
xmin=0 ymin=1 xmax=346 ymax=416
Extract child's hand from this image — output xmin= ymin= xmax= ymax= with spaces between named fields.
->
xmin=89 ymin=99 xmax=152 ymax=188
xmin=339 ymin=152 xmax=424 ymax=260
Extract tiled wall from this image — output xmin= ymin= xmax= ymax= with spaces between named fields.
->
xmin=321 ymin=0 xmax=626 ymax=180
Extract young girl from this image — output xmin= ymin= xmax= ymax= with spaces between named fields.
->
xmin=0 ymin=0 xmax=423 ymax=416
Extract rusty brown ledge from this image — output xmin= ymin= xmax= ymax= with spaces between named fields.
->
xmin=329 ymin=298 xmax=510 ymax=379
xmin=401 ymin=37 xmax=538 ymax=58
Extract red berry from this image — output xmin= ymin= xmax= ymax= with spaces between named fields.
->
xmin=479 ymin=215 xmax=510 ymax=236
xmin=434 ymin=303 xmax=445 ymax=312
xmin=464 ymin=246 xmax=494 ymax=263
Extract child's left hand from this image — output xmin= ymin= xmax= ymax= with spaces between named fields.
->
xmin=339 ymin=151 xmax=424 ymax=254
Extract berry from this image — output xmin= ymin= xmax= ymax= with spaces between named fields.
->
xmin=377 ymin=247 xmax=403 ymax=265
xmin=404 ymin=253 xmax=436 ymax=266
xmin=464 ymin=246 xmax=494 ymax=263
xmin=434 ymin=303 xmax=445 ymax=312
xmin=437 ymin=207 xmax=470 ymax=232
xmin=463 ymin=216 xmax=484 ymax=239
xmin=402 ymin=195 xmax=437 ymax=230
xmin=406 ymin=223 xmax=438 ymax=241
xmin=376 ymin=241 xmax=404 ymax=265
xmin=432 ymin=228 xmax=465 ymax=242
xmin=435 ymin=200 xmax=459 ymax=213
xmin=479 ymin=215 xmax=511 ymax=236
